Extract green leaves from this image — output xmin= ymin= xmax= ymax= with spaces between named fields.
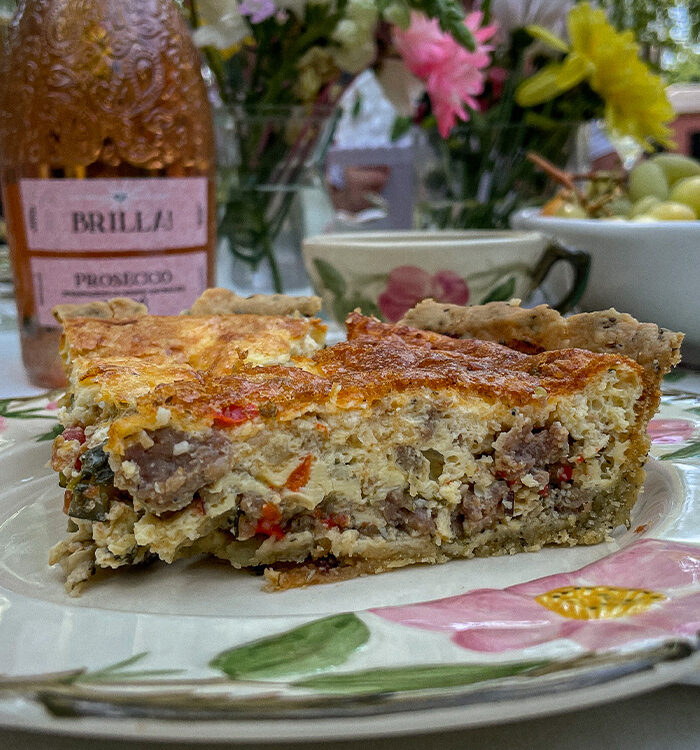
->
xmin=411 ymin=0 xmax=476 ymax=51
xmin=391 ymin=115 xmax=414 ymax=142
xmin=333 ymin=293 xmax=381 ymax=323
xmin=313 ymin=258 xmax=346 ymax=299
xmin=76 ymin=653 xmax=181 ymax=684
xmin=210 ymin=614 xmax=547 ymax=695
xmin=663 ymin=370 xmax=687 ymax=383
xmin=481 ymin=276 xmax=516 ymax=303
xmin=210 ymin=614 xmax=370 ymax=680
xmin=292 ymin=660 xmax=548 ymax=695
xmin=36 ymin=423 xmax=64 ymax=443
xmin=660 ymin=442 xmax=700 ymax=462
xmin=314 ymin=259 xmax=383 ymax=321
xmin=0 ymin=397 xmax=54 ymax=420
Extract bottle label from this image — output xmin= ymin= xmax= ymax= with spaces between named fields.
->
xmin=30 ymin=252 xmax=208 ymax=326
xmin=20 ymin=177 xmax=208 ymax=251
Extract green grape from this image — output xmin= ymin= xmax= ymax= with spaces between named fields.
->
xmin=629 ymin=195 xmax=660 ymax=217
xmin=554 ymin=202 xmax=587 ymax=219
xmin=647 ymin=201 xmax=697 ymax=221
xmin=628 ymin=161 xmax=669 ymax=202
xmin=605 ymin=197 xmax=633 ymax=217
xmin=668 ymin=176 xmax=700 ymax=217
xmin=651 ymin=153 xmax=700 ymax=186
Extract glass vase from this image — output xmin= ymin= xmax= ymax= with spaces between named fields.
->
xmin=214 ymin=104 xmax=339 ymax=295
xmin=414 ymin=120 xmax=583 ymax=230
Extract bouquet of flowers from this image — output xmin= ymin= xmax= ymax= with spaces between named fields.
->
xmin=385 ymin=1 xmax=678 ymax=229
xmin=186 ymin=0 xmax=476 ymax=291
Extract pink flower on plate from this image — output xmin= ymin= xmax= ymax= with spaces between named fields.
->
xmin=0 ymin=416 xmax=6 ymax=433
xmin=45 ymin=400 xmax=59 ymax=411
xmin=377 ymin=266 xmax=469 ymax=322
xmin=393 ymin=12 xmax=497 ymax=137
xmin=371 ymin=540 xmax=700 ymax=653
xmin=647 ymin=419 xmax=695 ymax=445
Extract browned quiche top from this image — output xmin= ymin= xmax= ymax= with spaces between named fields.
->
xmin=106 ymin=312 xmax=645 ymax=445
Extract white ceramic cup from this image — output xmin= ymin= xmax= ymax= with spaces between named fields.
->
xmin=302 ymin=230 xmax=590 ymax=325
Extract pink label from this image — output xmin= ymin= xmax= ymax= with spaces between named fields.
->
xmin=20 ymin=178 xmax=208 ymax=251
xmin=31 ymin=252 xmax=208 ymax=326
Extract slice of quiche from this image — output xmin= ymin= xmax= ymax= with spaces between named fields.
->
xmin=49 ymin=296 xmax=682 ymax=595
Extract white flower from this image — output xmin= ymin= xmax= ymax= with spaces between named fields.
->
xmin=332 ymin=38 xmax=376 ymax=74
xmin=487 ymin=0 xmax=573 ymax=42
xmin=192 ymin=0 xmax=250 ymax=49
xmin=382 ymin=2 xmax=410 ymax=29
xmin=330 ymin=0 xmax=377 ymax=73
xmin=333 ymin=19 xmax=361 ymax=47
xmin=345 ymin=0 xmax=378 ymax=27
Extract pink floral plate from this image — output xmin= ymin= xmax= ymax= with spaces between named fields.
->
xmin=0 ymin=377 xmax=698 ymax=742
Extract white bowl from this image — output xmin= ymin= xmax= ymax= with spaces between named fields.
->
xmin=512 ymin=208 xmax=700 ymax=365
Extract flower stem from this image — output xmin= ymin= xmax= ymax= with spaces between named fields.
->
xmin=262 ymin=234 xmax=283 ymax=294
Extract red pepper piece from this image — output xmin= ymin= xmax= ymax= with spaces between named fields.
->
xmin=557 ymin=465 xmax=574 ymax=483
xmin=255 ymin=503 xmax=285 ymax=539
xmin=212 ymin=403 xmax=259 ymax=427
xmin=321 ymin=513 xmax=349 ymax=530
xmin=285 ymin=454 xmax=313 ymax=492
xmin=260 ymin=502 xmax=282 ymax=521
xmin=62 ymin=426 xmax=86 ymax=444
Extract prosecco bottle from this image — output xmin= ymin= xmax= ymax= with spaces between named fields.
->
xmin=0 ymin=0 xmax=216 ymax=387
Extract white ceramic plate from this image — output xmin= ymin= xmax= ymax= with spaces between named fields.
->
xmin=0 ymin=386 xmax=699 ymax=742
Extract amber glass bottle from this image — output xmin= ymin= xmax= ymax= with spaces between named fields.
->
xmin=0 ymin=0 xmax=216 ymax=387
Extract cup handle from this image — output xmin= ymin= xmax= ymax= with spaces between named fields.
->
xmin=529 ymin=241 xmax=591 ymax=314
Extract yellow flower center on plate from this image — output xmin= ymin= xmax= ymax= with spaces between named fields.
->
xmin=535 ymin=585 xmax=666 ymax=620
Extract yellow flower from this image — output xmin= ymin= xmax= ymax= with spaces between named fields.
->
xmin=515 ymin=2 xmax=674 ymax=149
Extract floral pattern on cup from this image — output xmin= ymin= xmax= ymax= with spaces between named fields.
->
xmin=371 ymin=540 xmax=700 ymax=653
xmin=377 ymin=266 xmax=470 ymax=322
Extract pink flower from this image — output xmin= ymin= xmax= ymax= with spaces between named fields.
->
xmin=239 ymin=0 xmax=275 ymax=24
xmin=371 ymin=540 xmax=700 ymax=653
xmin=393 ymin=12 xmax=497 ymax=137
xmin=377 ymin=266 xmax=469 ymax=322
xmin=45 ymin=400 xmax=59 ymax=411
xmin=0 ymin=416 xmax=6 ymax=433
xmin=647 ymin=419 xmax=695 ymax=445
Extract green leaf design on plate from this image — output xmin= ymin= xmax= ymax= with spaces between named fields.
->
xmin=210 ymin=614 xmax=370 ymax=680
xmin=687 ymin=406 xmax=700 ymax=416
xmin=292 ymin=660 xmax=549 ymax=695
xmin=332 ymin=293 xmax=382 ymax=322
xmin=0 ymin=398 xmax=55 ymax=420
xmin=313 ymin=258 xmax=346 ymax=299
xmin=481 ymin=276 xmax=516 ymax=304
xmin=76 ymin=652 xmax=182 ymax=684
xmin=663 ymin=370 xmax=687 ymax=383
xmin=659 ymin=441 xmax=700 ymax=462
xmin=36 ymin=423 xmax=64 ymax=442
